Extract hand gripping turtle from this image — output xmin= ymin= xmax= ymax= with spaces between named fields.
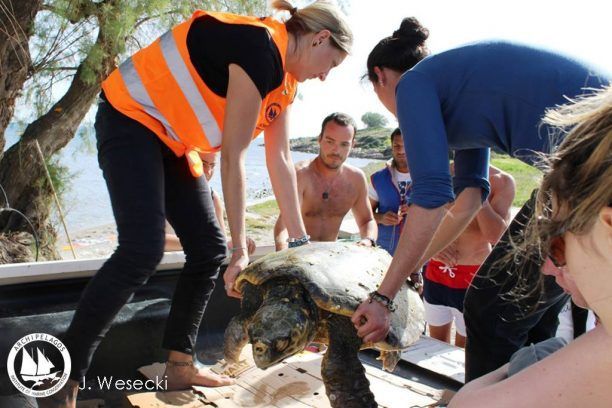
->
xmin=223 ymin=242 xmax=425 ymax=408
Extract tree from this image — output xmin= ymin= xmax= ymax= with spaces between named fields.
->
xmin=0 ymin=0 xmax=266 ymax=262
xmin=0 ymin=0 xmax=44 ymax=154
xmin=361 ymin=112 xmax=388 ymax=129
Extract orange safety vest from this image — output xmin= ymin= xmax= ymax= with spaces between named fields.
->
xmin=101 ymin=10 xmax=298 ymax=177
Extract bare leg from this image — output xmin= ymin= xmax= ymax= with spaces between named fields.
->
xmin=163 ymin=350 xmax=233 ymax=390
xmin=321 ymin=316 xmax=377 ymax=408
xmin=428 ymin=322 xmax=452 ymax=343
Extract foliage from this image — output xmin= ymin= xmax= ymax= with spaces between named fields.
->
xmin=361 ymin=111 xmax=388 ymax=129
xmin=15 ymin=0 xmax=266 ymax=125
xmin=291 ymin=127 xmax=392 ymax=159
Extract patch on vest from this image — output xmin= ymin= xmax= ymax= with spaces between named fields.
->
xmin=265 ymin=103 xmax=281 ymax=123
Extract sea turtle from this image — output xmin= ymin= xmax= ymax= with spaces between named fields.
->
xmin=224 ymin=242 xmax=424 ymax=408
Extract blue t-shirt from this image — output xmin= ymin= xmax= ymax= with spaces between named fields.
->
xmin=396 ymin=41 xmax=608 ymax=208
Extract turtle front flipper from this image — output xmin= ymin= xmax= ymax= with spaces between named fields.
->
xmin=223 ymin=282 xmax=262 ymax=366
xmin=321 ymin=315 xmax=377 ymax=408
xmin=224 ymin=315 xmax=250 ymax=365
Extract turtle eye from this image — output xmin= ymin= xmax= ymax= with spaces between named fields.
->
xmin=275 ymin=338 xmax=289 ymax=352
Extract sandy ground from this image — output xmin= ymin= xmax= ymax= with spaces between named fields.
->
xmin=55 ymin=198 xmax=285 ymax=260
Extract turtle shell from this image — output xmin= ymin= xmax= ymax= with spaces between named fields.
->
xmin=236 ymin=242 xmax=424 ymax=350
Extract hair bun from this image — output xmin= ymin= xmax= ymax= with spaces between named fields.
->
xmin=392 ymin=17 xmax=429 ymax=46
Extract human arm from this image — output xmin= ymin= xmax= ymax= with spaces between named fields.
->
xmin=264 ymin=106 xmax=308 ymax=242
xmin=221 ymin=64 xmax=262 ymax=298
xmin=475 ymin=169 xmax=515 ymax=244
xmin=164 ymin=220 xmax=183 ymax=251
xmin=432 ymin=241 xmax=459 ymax=266
xmin=371 ymin=197 xmax=403 ymax=226
xmin=421 ymin=148 xmax=493 ymax=262
xmin=449 ymin=327 xmax=612 ymax=407
xmin=352 ymin=73 xmax=454 ymax=341
xmin=274 ymin=215 xmax=289 ymax=251
xmin=164 ymin=234 xmax=183 ymax=252
xmin=353 ymin=203 xmax=446 ymax=341
xmin=353 ymin=171 xmax=377 ymax=245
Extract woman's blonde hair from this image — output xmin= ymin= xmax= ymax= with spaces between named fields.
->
xmin=271 ymin=0 xmax=353 ymax=54
xmin=507 ymin=86 xmax=612 ymax=302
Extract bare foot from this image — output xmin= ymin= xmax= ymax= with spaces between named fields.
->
xmin=164 ymin=362 xmax=234 ymax=391
xmin=36 ymin=379 xmax=78 ymax=408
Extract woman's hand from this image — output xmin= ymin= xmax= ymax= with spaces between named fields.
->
xmin=224 ymin=249 xmax=249 ymax=298
xmin=351 ymin=299 xmax=391 ymax=343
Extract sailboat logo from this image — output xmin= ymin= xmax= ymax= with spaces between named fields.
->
xmin=19 ymin=347 xmax=61 ymax=387
xmin=7 ymin=333 xmax=71 ymax=398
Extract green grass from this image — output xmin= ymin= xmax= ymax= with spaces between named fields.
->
xmin=247 ymin=199 xmax=279 ymax=217
xmin=491 ymin=156 xmax=541 ymax=206
xmin=246 ymin=200 xmax=279 ymax=230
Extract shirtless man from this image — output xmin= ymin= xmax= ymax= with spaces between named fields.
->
xmin=424 ymin=165 xmax=515 ymax=347
xmin=274 ymin=112 xmax=377 ymax=249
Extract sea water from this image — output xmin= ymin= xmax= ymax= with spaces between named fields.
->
xmin=3 ymin=125 xmax=376 ymax=232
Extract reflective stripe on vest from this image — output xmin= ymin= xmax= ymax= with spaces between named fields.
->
xmin=158 ymin=31 xmax=222 ymax=147
xmin=119 ymin=31 xmax=223 ymax=148
xmin=101 ymin=10 xmax=297 ymax=177
xmin=118 ymin=59 xmax=180 ymax=143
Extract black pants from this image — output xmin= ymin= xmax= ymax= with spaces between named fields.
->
xmin=62 ymin=96 xmax=227 ymax=380
xmin=463 ymin=190 xmax=569 ymax=381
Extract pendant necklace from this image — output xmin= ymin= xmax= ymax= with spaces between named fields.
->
xmin=313 ymin=159 xmax=340 ymax=201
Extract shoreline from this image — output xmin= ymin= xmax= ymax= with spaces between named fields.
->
xmin=56 ymin=195 xmax=281 ymax=260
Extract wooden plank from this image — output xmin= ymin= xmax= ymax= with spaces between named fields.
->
xmin=401 ymin=336 xmax=465 ymax=383
xmin=135 ymin=348 xmax=448 ymax=408
xmin=126 ymin=391 xmax=208 ymax=408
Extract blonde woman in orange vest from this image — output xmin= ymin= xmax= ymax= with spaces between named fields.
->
xmin=41 ymin=2 xmax=352 ymax=406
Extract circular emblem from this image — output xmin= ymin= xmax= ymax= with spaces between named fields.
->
xmin=265 ymin=103 xmax=282 ymax=123
xmin=7 ymin=333 xmax=71 ymax=397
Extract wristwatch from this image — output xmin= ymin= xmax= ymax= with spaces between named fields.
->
xmin=287 ymin=235 xmax=310 ymax=248
xmin=409 ymin=271 xmax=423 ymax=290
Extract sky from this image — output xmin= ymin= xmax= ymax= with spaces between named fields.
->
xmin=288 ymin=0 xmax=611 ymax=138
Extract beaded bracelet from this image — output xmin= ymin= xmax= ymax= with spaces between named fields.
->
xmin=368 ymin=290 xmax=396 ymax=312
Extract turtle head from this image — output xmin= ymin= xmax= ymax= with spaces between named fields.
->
xmin=248 ymin=299 xmax=316 ymax=369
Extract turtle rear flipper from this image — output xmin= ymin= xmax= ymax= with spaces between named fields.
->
xmin=321 ymin=315 xmax=377 ymax=408
xmin=378 ymin=350 xmax=401 ymax=372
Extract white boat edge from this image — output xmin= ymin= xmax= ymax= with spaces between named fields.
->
xmin=0 ymin=245 xmax=276 ymax=287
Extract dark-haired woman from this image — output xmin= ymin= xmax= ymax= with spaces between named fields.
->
xmin=449 ymin=87 xmax=612 ymax=407
xmin=42 ymin=1 xmax=352 ymax=407
xmin=350 ymin=17 xmax=608 ymax=381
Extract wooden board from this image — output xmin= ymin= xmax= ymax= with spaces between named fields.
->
xmin=401 ymin=335 xmax=465 ymax=383
xmin=131 ymin=349 xmax=443 ymax=407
